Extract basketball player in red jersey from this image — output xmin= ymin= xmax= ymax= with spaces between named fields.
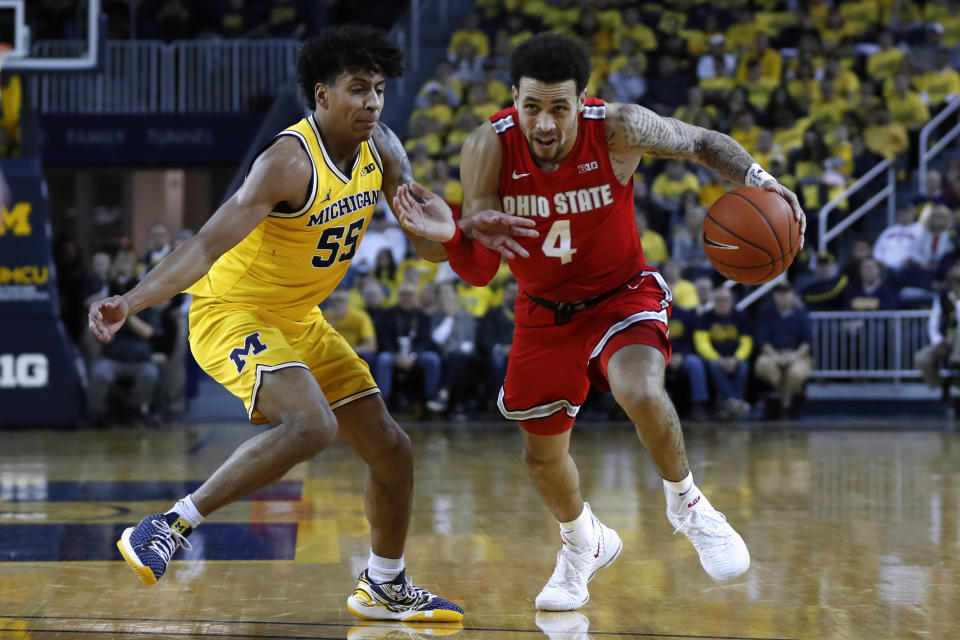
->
xmin=395 ymin=33 xmax=806 ymax=610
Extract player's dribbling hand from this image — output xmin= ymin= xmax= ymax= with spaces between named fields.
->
xmin=88 ymin=295 xmax=130 ymax=342
xmin=393 ymin=182 xmax=457 ymax=242
xmin=761 ymin=179 xmax=806 ymax=250
xmin=461 ymin=210 xmax=539 ymax=260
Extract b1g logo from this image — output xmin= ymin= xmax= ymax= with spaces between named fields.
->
xmin=0 ymin=354 xmax=49 ymax=388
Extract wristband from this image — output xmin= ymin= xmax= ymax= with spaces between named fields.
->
xmin=745 ymin=163 xmax=775 ymax=187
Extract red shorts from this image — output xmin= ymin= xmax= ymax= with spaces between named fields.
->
xmin=498 ymin=270 xmax=672 ymax=436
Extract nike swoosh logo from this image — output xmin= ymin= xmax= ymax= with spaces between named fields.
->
xmin=512 ymin=171 xmax=530 ymax=179
xmin=594 ymin=541 xmax=601 ymax=558
xmin=703 ymin=233 xmax=739 ymax=250
xmin=627 ymin=283 xmax=640 ymax=290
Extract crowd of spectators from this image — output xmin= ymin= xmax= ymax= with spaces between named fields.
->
xmin=54 ymin=224 xmax=199 ymax=426
xmin=377 ymin=0 xmax=960 ymax=419
xmin=44 ymin=0 xmax=960 ymax=422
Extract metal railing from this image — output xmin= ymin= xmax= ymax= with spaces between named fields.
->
xmin=918 ymin=98 xmax=960 ymax=195
xmin=818 ymin=158 xmax=895 ymax=252
xmin=28 ymin=38 xmax=300 ymax=114
xmin=809 ymin=310 xmax=931 ymax=381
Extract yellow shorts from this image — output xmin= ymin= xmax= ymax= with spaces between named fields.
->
xmin=188 ymin=297 xmax=378 ymax=424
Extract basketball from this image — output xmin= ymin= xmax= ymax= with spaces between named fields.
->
xmin=702 ymin=186 xmax=801 ymax=285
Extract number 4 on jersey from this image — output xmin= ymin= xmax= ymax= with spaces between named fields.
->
xmin=541 ymin=219 xmax=577 ymax=264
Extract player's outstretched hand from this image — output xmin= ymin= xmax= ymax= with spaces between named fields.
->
xmin=393 ymin=182 xmax=457 ymax=242
xmin=88 ymin=295 xmax=130 ymax=342
xmin=761 ymin=179 xmax=806 ymax=250
xmin=461 ymin=210 xmax=539 ymax=260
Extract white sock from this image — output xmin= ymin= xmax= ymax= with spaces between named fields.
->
xmin=559 ymin=502 xmax=596 ymax=550
xmin=367 ymin=551 xmax=404 ymax=583
xmin=166 ymin=494 xmax=204 ymax=529
xmin=663 ymin=472 xmax=695 ymax=513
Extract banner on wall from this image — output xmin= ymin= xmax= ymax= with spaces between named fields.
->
xmin=0 ymin=157 xmax=83 ymax=426
xmin=41 ymin=113 xmax=264 ymax=165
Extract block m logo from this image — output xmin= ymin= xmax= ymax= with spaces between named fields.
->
xmin=229 ymin=332 xmax=268 ymax=373
xmin=0 ymin=203 xmax=32 ymax=236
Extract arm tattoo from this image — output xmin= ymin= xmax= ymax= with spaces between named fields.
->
xmin=618 ymin=104 xmax=756 ymax=185
xmin=376 ymin=122 xmax=413 ymax=188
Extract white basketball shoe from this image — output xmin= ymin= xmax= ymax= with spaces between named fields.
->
xmin=666 ymin=484 xmax=750 ymax=581
xmin=535 ymin=503 xmax=623 ymax=611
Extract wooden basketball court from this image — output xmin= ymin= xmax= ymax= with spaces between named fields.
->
xmin=1 ymin=421 xmax=957 ymax=639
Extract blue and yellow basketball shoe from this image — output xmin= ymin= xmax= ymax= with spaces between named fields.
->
xmin=117 ymin=513 xmax=193 ymax=585
xmin=347 ymin=570 xmax=464 ymax=622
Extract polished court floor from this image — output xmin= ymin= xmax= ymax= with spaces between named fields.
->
xmin=1 ymin=420 xmax=958 ymax=639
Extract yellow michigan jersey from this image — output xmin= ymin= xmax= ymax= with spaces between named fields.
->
xmin=188 ymin=115 xmax=384 ymax=318
xmin=187 ymin=116 xmax=384 ymax=422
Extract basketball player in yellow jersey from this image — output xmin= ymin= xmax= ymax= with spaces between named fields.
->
xmin=88 ymin=24 xmax=531 ymax=622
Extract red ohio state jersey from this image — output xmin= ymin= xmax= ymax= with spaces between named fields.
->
xmin=491 ymin=98 xmax=648 ymax=323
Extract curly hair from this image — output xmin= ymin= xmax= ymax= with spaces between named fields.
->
xmin=510 ymin=33 xmax=591 ymax=94
xmin=297 ymin=25 xmax=404 ymax=109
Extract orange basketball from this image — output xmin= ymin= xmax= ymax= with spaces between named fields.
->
xmin=702 ymin=186 xmax=802 ymax=285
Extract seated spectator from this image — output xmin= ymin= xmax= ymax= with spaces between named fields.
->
xmin=866 ymin=31 xmax=904 ymax=82
xmin=697 ymin=34 xmax=736 ymax=82
xmin=915 ymin=264 xmax=960 ymax=388
xmin=850 ymin=134 xmax=885 ymax=179
xmin=873 ymin=203 xmax=925 ymax=274
xmin=87 ymin=273 xmax=162 ymax=425
xmin=415 ymin=62 xmax=462 ymax=109
xmin=418 ymin=281 xmax=439 ymax=316
xmin=737 ymin=32 xmax=781 ymax=84
xmin=887 ymin=72 xmax=931 ymax=133
xmin=863 ymin=104 xmax=910 ymax=160
xmin=915 ymin=49 xmax=960 ymax=111
xmin=353 ymin=206 xmax=409 ymax=273
xmin=448 ymin=12 xmax=490 ymax=60
xmin=753 ymin=283 xmax=813 ymax=418
xmin=800 ymin=251 xmax=849 ymax=311
xmin=373 ymin=282 xmax=442 ymax=412
xmin=694 ymin=276 xmax=715 ymax=314
xmin=449 ymin=39 xmax=485 ymax=84
xmin=651 ymin=160 xmax=699 ymax=215
xmin=666 ymin=305 xmax=710 ymax=419
xmin=810 ymin=79 xmax=851 ymax=129
xmin=326 ymin=290 xmax=377 ymax=371
xmin=821 ymin=52 xmax=861 ymax=102
xmin=844 ymin=257 xmax=899 ymax=311
xmin=408 ymin=84 xmax=455 ymax=133
xmin=477 ymin=277 xmax=517 ymax=405
xmin=615 ymin=7 xmax=657 ymax=53
xmin=636 ymin=210 xmax=667 ymax=267
xmin=695 ymin=287 xmax=753 ymax=420
xmin=140 ymin=223 xmax=171 ymax=278
xmin=661 ymin=259 xmax=698 ymax=310
xmin=457 ymin=82 xmax=503 ymax=123
xmin=671 ymin=205 xmax=713 ymax=279
xmin=427 ymin=282 xmax=477 ymax=415
xmin=646 ymin=55 xmax=690 ymax=115
xmin=943 ymin=160 xmax=960 ymax=207
xmin=606 ymin=54 xmax=647 ymax=104
xmin=428 ymin=158 xmax=463 ymax=213
xmin=906 ymin=204 xmax=956 ymax=290
xmin=787 ymin=59 xmax=821 ymax=113
xmin=372 ymin=248 xmax=398 ymax=294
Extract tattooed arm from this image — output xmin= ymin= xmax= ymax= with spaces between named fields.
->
xmin=606 ymin=102 xmax=756 ymax=183
xmin=374 ymin=122 xmax=448 ymax=262
xmin=606 ymin=102 xmax=806 ymax=242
